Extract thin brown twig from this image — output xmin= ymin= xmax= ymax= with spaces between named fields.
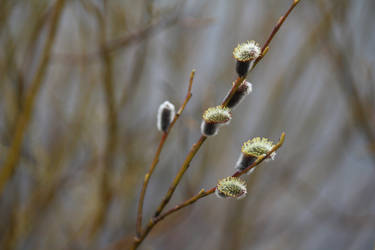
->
xmin=136 ymin=70 xmax=196 ymax=236
xmin=262 ymin=0 xmax=300 ymax=52
xmin=254 ymin=0 xmax=301 ymax=66
xmin=0 ymin=0 xmax=66 ymax=197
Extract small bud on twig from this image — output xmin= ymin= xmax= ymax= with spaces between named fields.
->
xmin=235 ymin=137 xmax=276 ymax=172
xmin=157 ymin=101 xmax=175 ymax=132
xmin=201 ymin=106 xmax=232 ymax=136
xmin=215 ymin=177 xmax=247 ymax=200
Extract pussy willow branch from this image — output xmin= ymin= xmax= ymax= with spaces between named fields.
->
xmin=134 ymin=133 xmax=285 ymax=247
xmin=136 ymin=70 xmax=196 ymax=236
xmin=153 ymin=0 xmax=300 ymax=219
xmin=131 ymin=0 xmax=300 ymax=248
xmin=0 ymin=0 xmax=66 ymax=197
xmin=152 ymin=74 xmax=245 ymax=218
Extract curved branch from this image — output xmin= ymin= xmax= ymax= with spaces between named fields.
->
xmin=136 ymin=70 xmax=196 ymax=236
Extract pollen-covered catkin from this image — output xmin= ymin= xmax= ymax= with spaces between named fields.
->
xmin=224 ymin=81 xmax=252 ymax=109
xmin=201 ymin=106 xmax=232 ymax=136
xmin=235 ymin=137 xmax=276 ymax=172
xmin=233 ymin=40 xmax=261 ymax=77
xmin=215 ymin=177 xmax=247 ymax=200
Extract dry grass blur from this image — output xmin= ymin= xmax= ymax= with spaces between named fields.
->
xmin=1 ymin=0 xmax=375 ymax=250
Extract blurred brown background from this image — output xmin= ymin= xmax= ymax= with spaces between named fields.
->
xmin=1 ymin=0 xmax=375 ymax=249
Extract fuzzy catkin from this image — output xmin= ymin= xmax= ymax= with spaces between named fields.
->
xmin=157 ymin=101 xmax=175 ymax=132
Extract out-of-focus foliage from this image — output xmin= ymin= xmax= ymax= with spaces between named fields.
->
xmin=0 ymin=0 xmax=374 ymax=249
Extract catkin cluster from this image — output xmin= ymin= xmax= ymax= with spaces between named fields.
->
xmin=156 ymin=41 xmax=277 ymax=200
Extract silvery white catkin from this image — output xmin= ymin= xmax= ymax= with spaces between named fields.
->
xmin=201 ymin=121 xmax=219 ymax=136
xmin=224 ymin=81 xmax=252 ymax=109
xmin=235 ymin=153 xmax=257 ymax=171
xmin=157 ymin=101 xmax=175 ymax=132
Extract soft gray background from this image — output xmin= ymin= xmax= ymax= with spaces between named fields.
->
xmin=0 ymin=0 xmax=374 ymax=249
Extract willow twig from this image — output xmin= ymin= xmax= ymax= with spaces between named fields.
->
xmin=136 ymin=70 xmax=196 ymax=236
xmin=262 ymin=0 xmax=300 ymax=52
xmin=250 ymin=0 xmax=300 ymax=71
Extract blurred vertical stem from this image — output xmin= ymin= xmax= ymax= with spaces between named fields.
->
xmin=118 ymin=0 xmax=153 ymax=109
xmin=0 ymin=0 xmax=66 ymax=196
xmin=86 ymin=1 xmax=119 ymax=238
xmin=318 ymin=0 xmax=375 ymax=165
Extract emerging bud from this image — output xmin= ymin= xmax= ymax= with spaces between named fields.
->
xmin=224 ymin=81 xmax=252 ymax=109
xmin=215 ymin=177 xmax=247 ymax=200
xmin=233 ymin=40 xmax=261 ymax=77
xmin=157 ymin=101 xmax=175 ymax=132
xmin=235 ymin=137 xmax=276 ymax=171
xmin=201 ymin=106 xmax=232 ymax=136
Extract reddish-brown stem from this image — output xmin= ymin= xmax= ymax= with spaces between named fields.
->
xmin=257 ymin=0 xmax=300 ymax=64
xmin=136 ymin=70 xmax=196 ymax=236
xmin=263 ymin=0 xmax=300 ymax=51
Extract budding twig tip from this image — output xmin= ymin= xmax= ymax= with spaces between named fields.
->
xmin=262 ymin=46 xmax=269 ymax=56
xmin=280 ymin=132 xmax=286 ymax=141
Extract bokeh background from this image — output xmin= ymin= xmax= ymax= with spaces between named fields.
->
xmin=1 ymin=0 xmax=375 ymax=249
